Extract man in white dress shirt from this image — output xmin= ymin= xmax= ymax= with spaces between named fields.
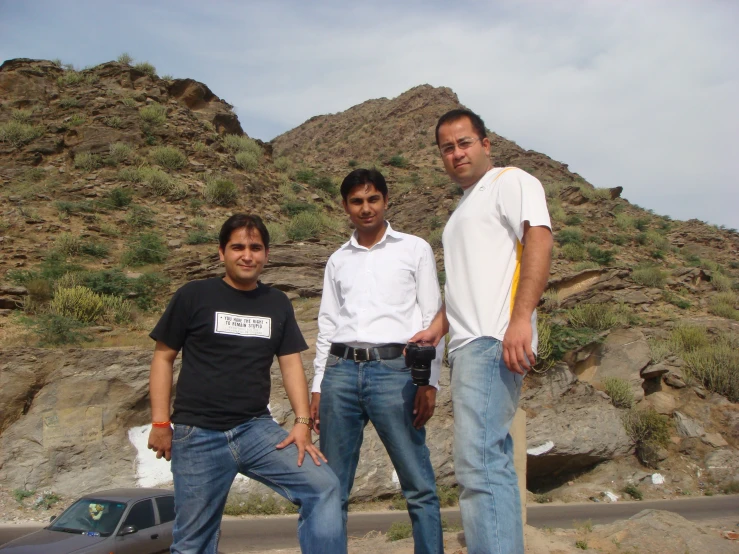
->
xmin=310 ymin=168 xmax=444 ymax=554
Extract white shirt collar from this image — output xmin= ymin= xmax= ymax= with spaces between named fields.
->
xmin=346 ymin=221 xmax=401 ymax=251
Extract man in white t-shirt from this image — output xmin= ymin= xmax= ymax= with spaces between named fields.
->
xmin=411 ymin=109 xmax=553 ymax=554
xmin=311 ymin=169 xmax=444 ymax=554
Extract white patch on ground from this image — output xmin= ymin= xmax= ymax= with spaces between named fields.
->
xmin=127 ymin=426 xmax=250 ymax=487
xmin=527 ymin=441 xmax=555 ymax=456
xmin=391 ymin=470 xmax=400 ymax=486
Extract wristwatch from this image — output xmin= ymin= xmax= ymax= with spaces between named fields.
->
xmin=294 ymin=416 xmax=314 ymax=430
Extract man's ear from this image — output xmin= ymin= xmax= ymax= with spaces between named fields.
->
xmin=482 ymin=136 xmax=491 ymax=156
xmin=342 ymin=200 xmax=350 ymax=215
xmin=218 ymin=247 xmax=225 ymax=262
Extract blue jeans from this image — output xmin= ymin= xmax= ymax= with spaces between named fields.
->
xmin=449 ymin=337 xmax=524 ymax=554
xmin=170 ymin=416 xmax=346 ymax=554
xmin=319 ymin=354 xmax=443 ymax=554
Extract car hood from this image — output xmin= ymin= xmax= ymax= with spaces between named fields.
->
xmin=0 ymin=528 xmax=107 ymax=553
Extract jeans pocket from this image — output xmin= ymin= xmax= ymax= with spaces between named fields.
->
xmin=172 ymin=424 xmax=195 ymax=443
xmin=379 ymin=356 xmax=409 ymax=372
xmin=325 ymin=354 xmax=341 ymax=368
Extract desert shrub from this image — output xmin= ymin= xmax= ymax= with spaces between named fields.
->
xmin=192 ymin=141 xmax=207 ymax=153
xmin=603 ymin=377 xmax=634 ymax=408
xmin=314 ymin=175 xmax=338 ymax=195
xmin=139 ymin=167 xmax=174 ymax=196
xmin=109 ymin=142 xmax=133 ymax=164
xmin=161 ymin=74 xmax=173 ymax=81
xmin=662 ymin=290 xmax=691 ymax=309
xmin=428 ymin=228 xmax=443 ymax=249
xmin=281 ymin=200 xmax=316 ymax=217
xmin=118 ymin=167 xmax=145 ymax=183
xmin=54 ymin=200 xmax=98 ymax=217
xmin=266 ymin=222 xmax=287 ymax=244
xmin=186 ymin=229 xmax=217 ymax=245
xmin=534 ymin=318 xmax=555 ymax=372
xmin=105 ymin=186 xmax=133 ymax=208
xmin=634 ymin=217 xmax=651 ymax=231
xmin=204 ymin=177 xmax=238 ymax=206
xmin=287 ymin=212 xmax=321 ymax=241
xmin=647 ymin=337 xmax=671 ymax=364
xmin=11 ymin=109 xmax=33 ymax=123
xmin=567 ymin=303 xmax=629 ymax=331
xmin=274 ymin=156 xmax=290 ymax=171
xmin=573 ymin=261 xmax=600 ymax=271
xmin=708 ymin=292 xmax=739 ymax=320
xmin=126 ymin=205 xmax=155 ymax=228
xmin=556 ymin=227 xmax=583 ymax=246
xmin=712 ymin=272 xmax=733 ymax=292
xmin=387 ymin=154 xmax=408 ymax=168
xmin=55 ymin=233 xmax=82 ymax=256
xmin=223 ymin=494 xmax=295 ymax=516
xmin=130 ymin=272 xmax=170 ymax=310
xmin=57 ymin=71 xmax=83 ymax=87
xmin=80 ymin=269 xmax=129 ymax=297
xmin=565 ymin=214 xmax=582 ymax=226
xmin=68 ymin=113 xmax=86 ymax=126
xmin=25 ymin=314 xmax=90 ymax=346
xmin=150 ymin=146 xmax=187 ymax=170
xmin=348 ymin=159 xmax=358 ymax=167
xmin=622 ymin=408 xmax=671 ymax=449
xmin=631 ymin=265 xmax=666 ymax=288
xmin=587 ymin=245 xmax=614 ymax=265
xmin=101 ymin=294 xmax=133 ymax=324
xmin=134 ymin=61 xmax=156 ymax=76
xmin=547 ymin=198 xmax=566 ymax=222
xmin=222 ymin=134 xmax=261 ymax=156
xmin=105 ymin=116 xmax=123 ymax=129
xmin=79 ymin=241 xmax=109 ymax=258
xmin=669 ymin=325 xmax=709 ymax=353
xmin=561 ymin=242 xmax=587 ymax=261
xmin=607 ymin=234 xmax=628 ymax=246
xmin=386 ymin=522 xmax=413 ymax=541
xmin=623 ymin=484 xmax=643 ymax=500
xmin=123 ymin=233 xmax=168 ymax=265
xmin=74 ymin=151 xmax=102 ymax=171
xmin=681 ymin=335 xmax=739 ymax=402
xmin=50 ymin=286 xmax=105 ymax=322
xmin=139 ymin=104 xmax=167 ymax=125
xmin=0 ymin=121 xmax=44 ymax=147
xmin=122 ymin=97 xmax=137 ymax=108
xmin=59 ymin=97 xmax=80 ymax=109
xmin=436 ymin=485 xmax=459 ymax=507
xmin=117 ymin=52 xmax=133 ymax=65
xmin=235 ymin=150 xmax=258 ymax=171
xmin=294 ymin=168 xmax=316 ymax=184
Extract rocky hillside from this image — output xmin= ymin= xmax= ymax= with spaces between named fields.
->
xmin=1 ymin=57 xmax=738 ymax=512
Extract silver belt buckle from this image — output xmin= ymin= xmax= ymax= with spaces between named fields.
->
xmin=353 ymin=348 xmax=369 ymax=362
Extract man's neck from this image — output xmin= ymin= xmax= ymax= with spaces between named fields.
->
xmin=222 ymin=275 xmax=258 ymax=291
xmin=355 ymin=221 xmax=388 ymax=248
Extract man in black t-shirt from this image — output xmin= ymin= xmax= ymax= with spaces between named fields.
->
xmin=147 ymin=214 xmax=345 ymax=554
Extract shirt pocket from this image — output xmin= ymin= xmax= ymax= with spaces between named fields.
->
xmin=375 ymin=265 xmax=415 ymax=305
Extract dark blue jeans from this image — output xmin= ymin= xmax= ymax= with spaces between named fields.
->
xmin=319 ymin=354 xmax=443 ymax=554
xmin=170 ymin=415 xmax=345 ymax=554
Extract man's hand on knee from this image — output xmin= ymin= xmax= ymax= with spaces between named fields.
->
xmin=502 ymin=318 xmax=535 ymax=375
xmin=276 ymin=424 xmax=328 ymax=467
xmin=412 ymin=385 xmax=437 ymax=429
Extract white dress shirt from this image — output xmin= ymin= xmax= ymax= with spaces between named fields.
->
xmin=312 ymin=223 xmax=443 ymax=392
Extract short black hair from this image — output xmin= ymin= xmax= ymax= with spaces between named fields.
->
xmin=218 ymin=213 xmax=270 ymax=251
xmin=340 ymin=168 xmax=388 ymax=201
xmin=435 ymin=108 xmax=487 ymax=145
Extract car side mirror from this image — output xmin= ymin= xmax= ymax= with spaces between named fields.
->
xmin=49 ymin=515 xmax=56 ymax=522
xmin=119 ymin=525 xmax=138 ymax=536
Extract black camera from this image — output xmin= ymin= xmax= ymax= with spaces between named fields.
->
xmin=404 ymin=343 xmax=436 ymax=386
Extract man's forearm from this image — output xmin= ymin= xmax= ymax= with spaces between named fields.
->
xmin=279 ymin=354 xmax=311 ymax=418
xmin=511 ymin=227 xmax=552 ymax=323
xmin=149 ymin=356 xmax=174 ymax=422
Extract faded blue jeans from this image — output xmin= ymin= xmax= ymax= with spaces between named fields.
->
xmin=449 ymin=337 xmax=524 ymax=554
xmin=319 ymin=354 xmax=444 ymax=554
xmin=170 ymin=415 xmax=345 ymax=554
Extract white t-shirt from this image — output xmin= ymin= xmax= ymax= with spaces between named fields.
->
xmin=442 ymin=167 xmax=551 ymax=353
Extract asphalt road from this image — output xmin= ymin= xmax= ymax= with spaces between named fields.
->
xmin=1 ymin=495 xmax=737 ymax=552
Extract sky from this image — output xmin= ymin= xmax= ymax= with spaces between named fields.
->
xmin=1 ymin=0 xmax=737 ymax=229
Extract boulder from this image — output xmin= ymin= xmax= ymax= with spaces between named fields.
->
xmin=674 ymin=411 xmax=705 ymax=438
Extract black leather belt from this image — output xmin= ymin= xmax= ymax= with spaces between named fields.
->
xmin=330 ymin=343 xmax=405 ymax=362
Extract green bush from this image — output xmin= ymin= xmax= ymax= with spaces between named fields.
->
xmin=123 ymin=233 xmax=168 ymax=266
xmin=74 ymin=151 xmax=102 ymax=171
xmin=79 ymin=241 xmax=109 ymax=258
xmin=669 ymin=325 xmax=709 ymax=353
xmin=13 ymin=489 xmax=35 ymax=503
xmin=122 ymin=97 xmax=137 ymax=108
xmin=623 ymin=484 xmax=643 ymax=500
xmin=603 ymin=377 xmax=634 ymax=408
xmin=280 ymin=200 xmax=316 ymax=217
xmin=81 ymin=269 xmax=129 ymax=297
xmin=186 ymin=229 xmax=217 ymax=245
xmin=105 ymin=186 xmax=133 ymax=208
xmin=150 ymin=146 xmax=187 ymax=169
xmin=428 ymin=228 xmax=443 ymax=249
xmin=57 ymin=71 xmax=83 ymax=87
xmin=55 ymin=233 xmax=81 ymax=256
xmin=561 ymin=242 xmax=587 ymax=261
xmin=222 ymin=134 xmax=261 ymax=156
xmin=631 ymin=265 xmax=666 ymax=288
xmin=682 ymin=335 xmax=739 ymax=402
xmin=130 ymin=272 xmax=169 ymax=310
xmin=204 ymin=177 xmax=238 ymax=206
xmin=567 ymin=303 xmax=628 ymax=331
xmin=388 ymin=154 xmax=408 ymax=168
xmin=0 ymin=121 xmax=44 ymax=147
xmin=662 ymin=290 xmax=691 ymax=309
xmin=294 ymin=168 xmax=316 ymax=184
xmin=50 ymin=286 xmax=105 ymax=322
xmin=708 ymin=292 xmax=739 ymax=320
xmin=234 ymin=150 xmax=258 ymax=171
xmin=126 ymin=205 xmax=155 ymax=228
xmin=139 ymin=104 xmax=167 ymax=125
xmin=68 ymin=114 xmax=86 ymax=127
xmin=109 ymin=142 xmax=133 ymax=164
xmin=117 ymin=52 xmax=133 ymax=65
xmin=386 ymin=522 xmax=413 ymax=541
xmin=24 ymin=314 xmax=90 ymax=346
xmin=314 ymin=175 xmax=338 ymax=195
xmin=555 ymin=227 xmax=584 ymax=246
xmin=54 ymin=201 xmax=98 ymax=217
xmin=274 ymin=156 xmax=290 ymax=171
xmin=712 ymin=273 xmax=733 ymax=292
xmin=622 ymin=408 xmax=671 ymax=448
xmin=287 ymin=212 xmax=322 ymax=241
xmin=266 ymin=223 xmax=287 ymax=244
xmin=134 ymin=61 xmax=156 ymax=76
xmin=565 ymin=215 xmax=582 ymax=226
xmin=101 ymin=294 xmax=133 ymax=324
xmin=587 ymin=245 xmax=614 ymax=265
xmin=59 ymin=97 xmax=80 ymax=109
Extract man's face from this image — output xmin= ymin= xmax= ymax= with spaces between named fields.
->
xmin=437 ymin=116 xmax=492 ymax=189
xmin=343 ymin=183 xmax=388 ymax=235
xmin=219 ymin=227 xmax=268 ymax=290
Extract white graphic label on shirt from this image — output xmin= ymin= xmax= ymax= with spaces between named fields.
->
xmin=214 ymin=312 xmax=271 ymax=339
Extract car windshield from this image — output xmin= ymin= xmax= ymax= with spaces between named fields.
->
xmin=49 ymin=499 xmax=127 ymax=537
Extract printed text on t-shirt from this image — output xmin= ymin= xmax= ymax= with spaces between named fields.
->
xmin=214 ymin=312 xmax=271 ymax=339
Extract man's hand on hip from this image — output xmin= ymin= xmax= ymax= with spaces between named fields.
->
xmin=147 ymin=426 xmax=173 ymax=461
xmin=502 ymin=317 xmax=535 ymax=375
xmin=309 ymin=393 xmax=321 ymax=435
xmin=412 ymin=385 xmax=437 ymax=429
xmin=276 ymin=423 xmax=327 ymax=467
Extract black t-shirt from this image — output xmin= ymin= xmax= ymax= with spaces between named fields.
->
xmin=150 ymin=278 xmax=308 ymax=430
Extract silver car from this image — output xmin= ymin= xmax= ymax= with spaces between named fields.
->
xmin=0 ymin=488 xmax=174 ymax=554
